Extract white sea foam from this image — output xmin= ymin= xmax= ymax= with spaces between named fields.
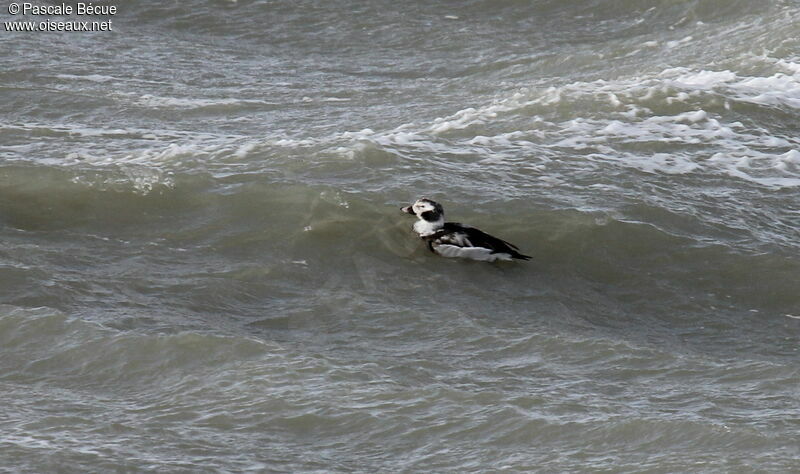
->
xmin=5 ymin=122 xmax=153 ymax=139
xmin=776 ymin=59 xmax=800 ymax=75
xmin=663 ymin=67 xmax=800 ymax=109
xmin=56 ymin=73 xmax=116 ymax=83
xmin=69 ymin=164 xmax=175 ymax=195
xmin=107 ymin=92 xmax=273 ymax=110
xmin=666 ymin=36 xmax=694 ymax=49
xmin=133 ymin=94 xmax=258 ymax=109
xmin=29 ymin=60 xmax=800 ymax=191
xmin=387 ymin=62 xmax=800 ymax=187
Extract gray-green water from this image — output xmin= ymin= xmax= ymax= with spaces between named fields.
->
xmin=1 ymin=0 xmax=799 ymax=471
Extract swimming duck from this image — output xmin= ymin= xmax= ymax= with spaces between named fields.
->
xmin=401 ymin=198 xmax=531 ymax=262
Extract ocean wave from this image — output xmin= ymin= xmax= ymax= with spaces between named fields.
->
xmin=0 ymin=305 xmax=271 ymax=387
xmin=120 ymin=93 xmax=277 ymax=111
xmin=4 ymin=1 xmax=800 ymax=471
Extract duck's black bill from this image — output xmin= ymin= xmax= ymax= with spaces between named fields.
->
xmin=401 ymin=205 xmax=415 ymax=215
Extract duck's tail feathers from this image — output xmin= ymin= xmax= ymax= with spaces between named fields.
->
xmin=511 ymin=251 xmax=532 ymax=261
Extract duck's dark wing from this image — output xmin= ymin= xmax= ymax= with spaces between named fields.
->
xmin=442 ymin=222 xmax=532 ymax=260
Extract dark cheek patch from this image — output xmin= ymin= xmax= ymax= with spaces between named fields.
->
xmin=420 ymin=210 xmax=436 ymax=221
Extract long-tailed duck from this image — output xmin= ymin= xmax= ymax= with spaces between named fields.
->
xmin=401 ymin=198 xmax=531 ymax=262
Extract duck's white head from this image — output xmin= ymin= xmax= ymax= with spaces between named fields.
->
xmin=401 ymin=198 xmax=445 ymax=235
